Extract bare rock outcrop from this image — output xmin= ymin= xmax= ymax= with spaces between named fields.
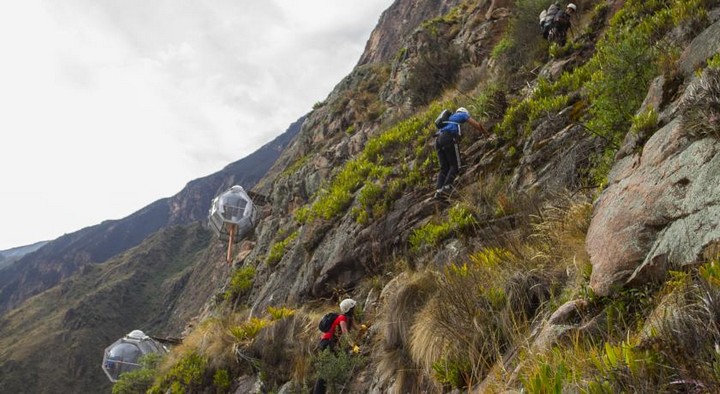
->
xmin=509 ymin=98 xmax=603 ymax=195
xmin=358 ymin=0 xmax=464 ymax=66
xmin=587 ymin=69 xmax=720 ymax=296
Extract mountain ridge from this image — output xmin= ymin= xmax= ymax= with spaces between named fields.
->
xmin=0 ymin=115 xmax=304 ymax=314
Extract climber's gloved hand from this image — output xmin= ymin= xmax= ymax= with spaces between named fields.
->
xmin=352 ymin=345 xmax=360 ymax=354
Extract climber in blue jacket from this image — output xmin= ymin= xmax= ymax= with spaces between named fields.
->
xmin=434 ymin=107 xmax=486 ymax=199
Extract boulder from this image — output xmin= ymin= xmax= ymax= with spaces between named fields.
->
xmin=587 ymin=116 xmax=720 ymax=296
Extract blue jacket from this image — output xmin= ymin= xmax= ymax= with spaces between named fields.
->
xmin=439 ymin=111 xmax=470 ymax=135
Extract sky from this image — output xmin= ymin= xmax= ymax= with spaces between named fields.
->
xmin=0 ymin=0 xmax=395 ymax=251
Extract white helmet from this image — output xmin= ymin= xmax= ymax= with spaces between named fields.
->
xmin=567 ymin=3 xmax=577 ymax=11
xmin=456 ymin=107 xmax=469 ymax=115
xmin=340 ymin=298 xmax=357 ymax=313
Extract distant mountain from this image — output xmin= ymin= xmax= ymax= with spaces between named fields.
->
xmin=0 ymin=115 xmax=304 ymax=315
xmin=0 ymin=241 xmax=48 ymax=271
xmin=0 ymin=223 xmax=216 ymax=394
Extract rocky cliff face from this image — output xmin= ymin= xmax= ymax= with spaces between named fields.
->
xmin=358 ymin=0 xmax=461 ymax=66
xmin=222 ymin=1 xmax=720 ymax=392
xmin=587 ymin=24 xmax=720 ymax=295
xmin=244 ymin=0 xmax=505 ymax=312
xmin=4 ymin=0 xmax=720 ymax=393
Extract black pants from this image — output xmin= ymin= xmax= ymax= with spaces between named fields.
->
xmin=313 ymin=339 xmax=334 ymax=394
xmin=435 ymin=132 xmax=461 ymax=190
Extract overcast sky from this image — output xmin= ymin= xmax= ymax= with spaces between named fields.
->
xmin=0 ymin=0 xmax=394 ymax=251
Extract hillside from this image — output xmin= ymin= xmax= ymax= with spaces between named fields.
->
xmin=0 ymin=115 xmax=303 ymax=393
xmin=0 ymin=224 xmax=214 ymax=393
xmin=0 ymin=241 xmax=47 ymax=271
xmin=4 ymin=0 xmax=720 ymax=393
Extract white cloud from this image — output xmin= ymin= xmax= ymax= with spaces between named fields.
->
xmin=0 ymin=0 xmax=394 ymax=250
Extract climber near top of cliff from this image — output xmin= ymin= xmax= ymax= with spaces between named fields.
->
xmin=539 ymin=2 xmax=577 ymax=45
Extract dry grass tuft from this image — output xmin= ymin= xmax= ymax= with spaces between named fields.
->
xmin=528 ymin=195 xmax=592 ymax=266
xmin=247 ymin=312 xmax=316 ymax=389
xmin=375 ymin=271 xmax=440 ymax=392
xmin=155 ymin=307 xmax=321 ymax=392
xmin=380 ymin=272 xmax=438 ymax=352
xmin=159 ymin=316 xmax=238 ymax=374
xmin=408 ymin=249 xmax=526 ymax=389
xmin=680 ymin=67 xmax=720 ymax=138
xmin=636 ymin=266 xmax=720 ymax=391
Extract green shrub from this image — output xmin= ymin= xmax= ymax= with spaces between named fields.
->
xmin=149 ymin=352 xmax=207 ymax=394
xmin=213 ymin=369 xmax=231 ymax=394
xmin=494 ymin=0 xmax=550 ymax=75
xmin=585 ymin=31 xmax=657 ymax=149
xmin=630 ymin=108 xmax=659 ymax=136
xmin=432 ymin=357 xmax=471 ymax=389
xmin=409 ymin=204 xmax=478 ymax=252
xmin=491 ymin=37 xmax=512 ymax=60
xmin=469 ymin=82 xmax=506 ymax=122
xmin=112 ymin=353 xmax=162 ymax=394
xmin=267 ymin=306 xmax=295 ymax=320
xmin=522 ymin=360 xmax=567 ymax=394
xmin=586 ymin=340 xmax=666 ymax=392
xmin=313 ymin=348 xmax=366 ymax=393
xmin=708 ymin=53 xmax=720 ymax=70
xmin=549 ymin=40 xmax=581 ymax=59
xmin=266 ymin=230 xmax=299 ymax=266
xmin=405 ymin=33 xmax=461 ymax=106
xmin=224 ymin=266 xmax=256 ymax=301
xmin=230 ymin=317 xmax=269 ymax=342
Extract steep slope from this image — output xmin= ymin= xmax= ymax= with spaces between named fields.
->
xmin=244 ymin=0 xmax=505 ymax=314
xmin=3 ymin=0 xmax=720 ymax=392
xmin=138 ymin=0 xmax=720 ymax=393
xmin=0 ymin=115 xmax=303 ymax=315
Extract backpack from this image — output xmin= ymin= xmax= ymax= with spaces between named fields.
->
xmin=540 ymin=3 xmax=561 ymax=29
xmin=318 ymin=312 xmax=339 ymax=332
xmin=434 ymin=109 xmax=452 ymax=129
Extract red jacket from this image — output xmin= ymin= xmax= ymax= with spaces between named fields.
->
xmin=320 ymin=314 xmax=347 ymax=340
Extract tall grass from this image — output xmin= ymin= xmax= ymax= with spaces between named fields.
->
xmin=512 ymin=257 xmax=720 ymax=393
xmin=379 ymin=191 xmax=594 ymax=391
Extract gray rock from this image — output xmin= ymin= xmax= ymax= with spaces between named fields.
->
xmin=679 ymin=19 xmax=720 ymax=77
xmin=587 ymin=115 xmax=720 ymax=296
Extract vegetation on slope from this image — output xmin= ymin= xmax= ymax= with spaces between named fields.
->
xmin=114 ymin=0 xmax=720 ymax=392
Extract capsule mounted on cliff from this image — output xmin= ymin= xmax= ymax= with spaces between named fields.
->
xmin=208 ymin=185 xmax=257 ymax=264
xmin=101 ymin=330 xmax=167 ymax=383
